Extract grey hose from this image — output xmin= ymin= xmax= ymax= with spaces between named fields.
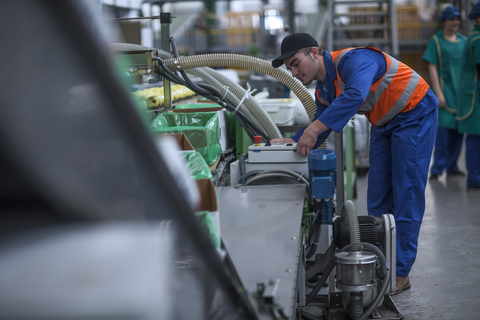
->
xmin=356 ymin=269 xmax=391 ymax=320
xmin=243 ymin=170 xmax=263 ymax=181
xmin=197 ymin=66 xmax=282 ymax=137
xmin=340 ymin=242 xmax=387 ymax=280
xmin=239 ymin=154 xmax=246 ymax=182
xmin=342 ymin=200 xmax=361 ymax=252
xmin=110 ymin=43 xmax=281 ymax=139
xmin=245 ymin=173 xmax=305 ymax=186
xmin=299 ymin=310 xmax=316 ymax=320
xmin=305 ymin=223 xmax=322 ymax=260
xmin=249 ymin=169 xmax=309 ymax=186
xmin=187 ymin=68 xmax=262 ymax=129
xmin=305 ymin=241 xmax=336 ymax=280
xmin=305 ymin=259 xmax=335 ymax=305
xmin=156 ymin=51 xmax=282 ymax=139
xmin=162 ymin=53 xmax=318 ymax=123
xmin=360 ymin=242 xmax=387 ymax=280
xmin=156 ymin=50 xmax=263 ymax=128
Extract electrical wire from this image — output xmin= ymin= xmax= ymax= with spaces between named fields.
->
xmin=169 ymin=37 xmax=270 ymax=140
xmin=153 ymin=56 xmax=269 ymax=142
xmin=154 ymin=56 xmax=268 ymax=140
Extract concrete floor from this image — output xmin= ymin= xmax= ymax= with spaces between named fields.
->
xmin=351 ymin=148 xmax=480 ymax=320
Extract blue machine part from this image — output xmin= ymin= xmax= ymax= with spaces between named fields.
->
xmin=308 ymin=149 xmax=336 ymax=224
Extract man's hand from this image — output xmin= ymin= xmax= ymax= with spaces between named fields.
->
xmin=297 ymin=120 xmax=329 ymax=155
xmin=270 ymin=138 xmax=295 ymax=144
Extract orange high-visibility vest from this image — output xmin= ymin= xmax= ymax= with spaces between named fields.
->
xmin=317 ymin=47 xmax=430 ymax=127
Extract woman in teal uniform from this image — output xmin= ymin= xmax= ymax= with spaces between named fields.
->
xmin=457 ymin=1 xmax=480 ymax=190
xmin=423 ymin=5 xmax=466 ymax=181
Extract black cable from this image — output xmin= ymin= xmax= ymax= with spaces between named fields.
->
xmin=306 ymin=213 xmax=323 ymax=259
xmin=170 ymin=37 xmax=213 ymax=97
xmin=305 ymin=259 xmax=335 ymax=305
xmin=196 ymin=81 xmax=269 ymax=138
xmin=153 ymin=56 xmax=269 ymax=141
xmin=168 ymin=36 xmax=270 ymax=140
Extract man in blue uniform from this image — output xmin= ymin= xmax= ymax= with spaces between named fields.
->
xmin=271 ymin=33 xmax=438 ymax=294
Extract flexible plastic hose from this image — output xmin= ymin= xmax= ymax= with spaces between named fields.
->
xmin=305 ymin=259 xmax=335 ymax=305
xmin=239 ymin=154 xmax=246 ymax=182
xmin=340 ymin=242 xmax=387 ymax=281
xmin=110 ymin=43 xmax=281 ymax=139
xmin=306 ymin=223 xmax=322 ymax=259
xmin=193 ymin=67 xmax=283 ymax=138
xmin=162 ymin=53 xmax=317 ymax=121
xmin=187 ymin=68 xmax=263 ymax=129
xmin=154 ymin=57 xmax=269 ymax=140
xmin=305 ymin=241 xmax=336 ymax=280
xmin=111 ymin=44 xmax=330 ymax=146
xmin=155 ymin=50 xmax=282 ymax=139
xmin=245 ymin=173 xmax=305 ymax=186
xmin=243 ymin=170 xmax=263 ymax=181
xmin=356 ymin=269 xmax=391 ymax=320
xmin=299 ymin=311 xmax=316 ymax=320
xmin=349 ymin=292 xmax=364 ymax=320
xmin=169 ymin=37 xmax=270 ymax=138
xmin=248 ymin=168 xmax=309 ymax=186
xmin=342 ymin=200 xmax=361 ymax=252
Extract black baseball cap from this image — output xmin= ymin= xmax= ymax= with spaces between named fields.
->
xmin=272 ymin=33 xmax=319 ymax=68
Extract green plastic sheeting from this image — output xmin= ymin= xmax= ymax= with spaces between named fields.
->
xmin=179 ymin=151 xmax=212 ymax=180
xmin=151 ymin=112 xmax=221 ymax=165
xmin=175 ymin=103 xmax=236 ymax=142
xmin=196 ymin=211 xmax=220 ymax=250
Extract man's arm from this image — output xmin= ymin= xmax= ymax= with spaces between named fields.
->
xmin=294 ymin=49 xmax=381 ymax=155
xmin=296 ymin=119 xmax=330 ymax=155
xmin=270 ymin=137 xmax=295 ymax=144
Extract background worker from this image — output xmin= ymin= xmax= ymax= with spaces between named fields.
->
xmin=457 ymin=1 xmax=480 ymax=190
xmin=423 ymin=5 xmax=466 ymax=181
xmin=270 ymin=33 xmax=438 ymax=294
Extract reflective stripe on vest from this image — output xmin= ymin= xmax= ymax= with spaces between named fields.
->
xmin=331 ymin=47 xmax=429 ymax=126
xmin=316 ymin=90 xmax=331 ymax=106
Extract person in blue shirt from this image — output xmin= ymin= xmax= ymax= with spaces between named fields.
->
xmin=271 ymin=33 xmax=438 ymax=294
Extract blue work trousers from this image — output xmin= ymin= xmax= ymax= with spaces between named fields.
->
xmin=466 ymin=134 xmax=480 ymax=188
xmin=367 ymin=109 xmax=437 ymax=277
xmin=430 ymin=127 xmax=464 ymax=175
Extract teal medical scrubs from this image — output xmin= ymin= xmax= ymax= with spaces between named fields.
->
xmin=423 ymin=30 xmax=466 ymax=175
xmin=457 ymin=25 xmax=480 ymax=187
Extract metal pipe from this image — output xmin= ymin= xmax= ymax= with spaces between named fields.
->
xmin=160 ymin=12 xmax=173 ymax=109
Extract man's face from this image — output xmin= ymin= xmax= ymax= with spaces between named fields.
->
xmin=284 ymin=48 xmax=321 ymax=85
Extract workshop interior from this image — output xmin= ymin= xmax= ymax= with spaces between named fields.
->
xmin=0 ymin=1 xmax=478 ymax=320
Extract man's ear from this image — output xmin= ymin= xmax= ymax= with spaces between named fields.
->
xmin=310 ymin=47 xmax=320 ymax=60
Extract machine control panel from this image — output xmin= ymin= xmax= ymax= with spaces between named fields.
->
xmin=248 ymin=143 xmax=308 ymax=163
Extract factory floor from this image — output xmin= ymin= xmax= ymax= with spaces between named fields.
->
xmin=351 ymin=145 xmax=480 ymax=320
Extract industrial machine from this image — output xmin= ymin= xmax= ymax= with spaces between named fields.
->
xmin=0 ymin=2 xmax=402 ymax=320
xmin=224 ymin=141 xmax=400 ymax=320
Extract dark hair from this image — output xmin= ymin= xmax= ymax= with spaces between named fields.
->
xmin=300 ymin=46 xmax=324 ymax=56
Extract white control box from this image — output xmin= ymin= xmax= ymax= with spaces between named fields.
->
xmin=248 ymin=143 xmax=308 ymax=163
